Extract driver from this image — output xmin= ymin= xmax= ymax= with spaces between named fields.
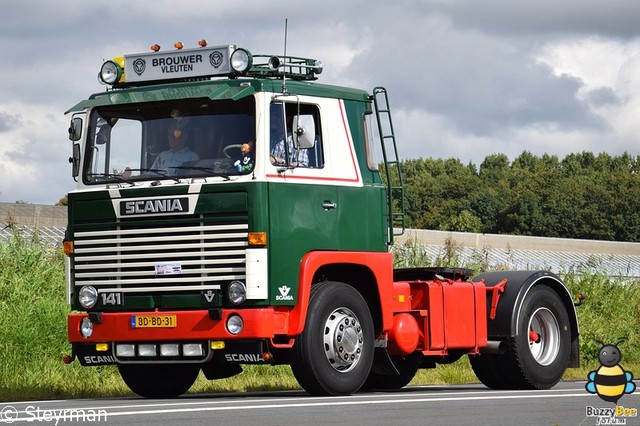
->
xmin=151 ymin=123 xmax=199 ymax=175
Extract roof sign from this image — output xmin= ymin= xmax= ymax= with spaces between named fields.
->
xmin=123 ymin=45 xmax=235 ymax=83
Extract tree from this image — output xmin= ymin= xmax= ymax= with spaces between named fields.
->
xmin=56 ymin=195 xmax=68 ymax=206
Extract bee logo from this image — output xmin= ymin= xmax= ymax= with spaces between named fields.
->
xmin=586 ymin=343 xmax=636 ymax=404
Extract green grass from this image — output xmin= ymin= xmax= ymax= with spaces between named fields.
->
xmin=1 ymin=232 xmax=639 ymax=401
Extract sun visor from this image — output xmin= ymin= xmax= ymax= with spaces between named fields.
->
xmin=208 ymin=84 xmax=255 ymax=101
xmin=66 ymin=83 xmax=255 ymax=114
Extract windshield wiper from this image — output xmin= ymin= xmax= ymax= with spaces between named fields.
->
xmin=127 ymin=168 xmax=181 ymax=183
xmin=172 ymin=166 xmax=231 ymax=181
xmin=87 ymin=173 xmax=135 ymax=185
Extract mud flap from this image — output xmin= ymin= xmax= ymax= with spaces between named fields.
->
xmin=369 ymin=347 xmax=400 ymax=376
xmin=203 ymin=340 xmax=269 ymax=380
xmin=75 ymin=344 xmax=117 ymax=366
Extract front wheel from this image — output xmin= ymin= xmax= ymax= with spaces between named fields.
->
xmin=291 ymin=282 xmax=375 ymax=395
xmin=118 ymin=363 xmax=199 ymax=398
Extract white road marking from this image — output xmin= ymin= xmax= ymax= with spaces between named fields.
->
xmin=1 ymin=385 xmax=613 ymax=423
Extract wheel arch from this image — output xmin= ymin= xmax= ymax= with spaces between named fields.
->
xmin=475 ymin=270 xmax=579 ymax=367
xmin=313 ymin=262 xmax=384 ymax=334
xmin=288 ymin=251 xmax=394 ymax=337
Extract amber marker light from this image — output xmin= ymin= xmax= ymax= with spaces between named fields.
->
xmin=150 ymin=44 xmax=161 ymax=52
xmin=63 ymin=240 xmax=74 ymax=255
xmin=248 ymin=232 xmax=267 ymax=246
xmin=211 ymin=341 xmax=225 ymax=350
xmin=96 ymin=343 xmax=109 ymax=352
xmin=198 ymin=39 xmax=208 ymax=47
xmin=174 ymin=41 xmax=184 ymax=49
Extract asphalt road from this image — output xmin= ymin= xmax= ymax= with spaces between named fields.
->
xmin=1 ymin=381 xmax=638 ymax=425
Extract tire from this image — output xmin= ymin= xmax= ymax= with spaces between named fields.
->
xmin=118 ymin=363 xmax=199 ymax=398
xmin=469 ymin=353 xmax=516 ymax=390
xmin=471 ymin=285 xmax=571 ymax=390
xmin=291 ymin=281 xmax=375 ymax=396
xmin=365 ymin=352 xmax=422 ymax=390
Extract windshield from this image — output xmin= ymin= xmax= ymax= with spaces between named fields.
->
xmin=83 ymin=97 xmax=256 ymax=184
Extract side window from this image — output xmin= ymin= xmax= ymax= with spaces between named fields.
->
xmin=270 ymin=102 xmax=324 ymax=168
xmin=364 ymin=112 xmax=382 ymax=171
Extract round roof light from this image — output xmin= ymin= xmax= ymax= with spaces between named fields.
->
xmin=313 ymin=60 xmax=323 ymax=74
xmin=230 ymin=48 xmax=252 ymax=74
xmin=98 ymin=60 xmax=122 ymax=85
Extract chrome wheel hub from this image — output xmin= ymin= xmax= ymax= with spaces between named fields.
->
xmin=323 ymin=307 xmax=364 ymax=373
xmin=528 ymin=307 xmax=560 ymax=366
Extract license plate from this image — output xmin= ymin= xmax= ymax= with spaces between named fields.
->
xmin=130 ymin=314 xmax=176 ymax=328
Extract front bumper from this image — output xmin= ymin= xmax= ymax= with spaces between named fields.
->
xmin=68 ymin=308 xmax=289 ymax=343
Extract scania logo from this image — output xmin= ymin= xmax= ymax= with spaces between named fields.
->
xmin=210 ymin=51 xmax=224 ymax=68
xmin=120 ymin=197 xmax=188 ymax=216
xmin=276 ymin=285 xmax=294 ymax=301
xmin=224 ymin=354 xmax=264 ymax=362
xmin=83 ymin=355 xmax=115 ymax=365
xmin=132 ymin=58 xmax=146 ymax=75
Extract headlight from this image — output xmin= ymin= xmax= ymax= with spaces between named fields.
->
xmin=226 ymin=314 xmax=244 ymax=335
xmin=78 ymin=286 xmax=98 ymax=309
xmin=227 ymin=280 xmax=246 ymax=305
xmin=230 ymin=48 xmax=252 ymax=74
xmin=116 ymin=344 xmax=135 ymax=357
xmin=138 ymin=344 xmax=157 ymax=357
xmin=80 ymin=317 xmax=93 ymax=339
xmin=98 ymin=60 xmax=122 ymax=85
xmin=183 ymin=343 xmax=204 ymax=357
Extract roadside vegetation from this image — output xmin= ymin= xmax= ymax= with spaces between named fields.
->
xmin=1 ymin=229 xmax=639 ymax=402
xmin=395 ymin=152 xmax=640 ymax=241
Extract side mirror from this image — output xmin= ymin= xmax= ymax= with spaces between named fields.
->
xmin=68 ymin=117 xmax=83 ymax=141
xmin=69 ymin=143 xmax=81 ymax=178
xmin=292 ymin=115 xmax=316 ymax=149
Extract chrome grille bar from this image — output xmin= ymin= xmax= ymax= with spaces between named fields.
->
xmin=72 ymin=219 xmax=248 ymax=294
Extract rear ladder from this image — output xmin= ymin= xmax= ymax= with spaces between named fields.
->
xmin=372 ymin=86 xmax=405 ymax=245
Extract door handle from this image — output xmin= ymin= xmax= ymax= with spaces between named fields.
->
xmin=322 ymin=201 xmax=337 ymax=210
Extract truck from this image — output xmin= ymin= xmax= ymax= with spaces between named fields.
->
xmin=63 ymin=41 xmax=579 ymax=398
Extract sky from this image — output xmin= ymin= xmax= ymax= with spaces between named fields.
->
xmin=1 ymin=0 xmax=640 ymax=204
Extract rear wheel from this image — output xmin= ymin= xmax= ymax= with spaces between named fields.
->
xmin=469 ymin=353 xmax=515 ymax=389
xmin=118 ymin=363 xmax=199 ymax=398
xmin=471 ymin=285 xmax=571 ymax=389
xmin=291 ymin=281 xmax=375 ymax=395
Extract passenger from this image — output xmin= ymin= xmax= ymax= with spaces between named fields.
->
xmin=270 ymin=115 xmax=309 ymax=167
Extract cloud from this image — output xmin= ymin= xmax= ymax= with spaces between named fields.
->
xmin=349 ymin=13 xmax=604 ymax=140
xmin=0 ymin=103 xmax=72 ymax=204
xmin=2 ymin=0 xmax=640 ymax=203
xmin=0 ymin=111 xmax=22 ymax=133
xmin=433 ymin=0 xmax=640 ymax=38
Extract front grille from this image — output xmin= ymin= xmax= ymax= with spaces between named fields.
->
xmin=72 ymin=215 xmax=247 ymax=295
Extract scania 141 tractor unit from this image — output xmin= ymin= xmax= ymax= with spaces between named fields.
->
xmin=63 ymin=41 xmax=579 ymax=397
